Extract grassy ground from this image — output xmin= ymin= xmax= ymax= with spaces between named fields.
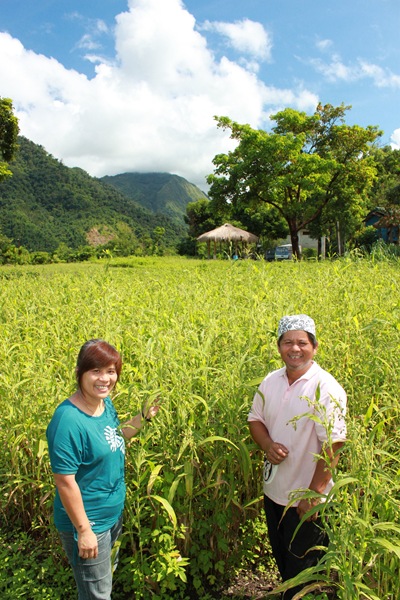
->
xmin=1 ymin=255 xmax=399 ymax=599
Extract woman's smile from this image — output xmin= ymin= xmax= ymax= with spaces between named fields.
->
xmin=80 ymin=364 xmax=118 ymax=404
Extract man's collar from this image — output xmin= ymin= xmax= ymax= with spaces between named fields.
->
xmin=281 ymin=360 xmax=318 ymax=383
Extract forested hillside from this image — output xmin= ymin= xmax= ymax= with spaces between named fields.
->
xmin=101 ymin=172 xmax=208 ymax=223
xmin=0 ymin=137 xmax=199 ymax=252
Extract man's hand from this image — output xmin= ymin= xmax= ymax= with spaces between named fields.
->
xmin=266 ymin=441 xmax=289 ymax=465
xmin=296 ymin=497 xmax=320 ymax=522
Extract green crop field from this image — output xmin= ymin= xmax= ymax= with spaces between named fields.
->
xmin=1 ymin=255 xmax=399 ymax=599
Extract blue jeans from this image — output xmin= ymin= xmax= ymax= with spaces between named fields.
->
xmin=59 ymin=516 xmax=123 ymax=600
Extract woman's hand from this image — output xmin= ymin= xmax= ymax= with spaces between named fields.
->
xmin=78 ymin=528 xmax=99 ymax=559
xmin=142 ymin=396 xmax=162 ymax=421
xmin=53 ymin=473 xmax=98 ymax=557
xmin=122 ymin=397 xmax=162 ymax=438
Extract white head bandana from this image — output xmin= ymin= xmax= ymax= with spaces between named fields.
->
xmin=277 ymin=314 xmax=316 ymax=338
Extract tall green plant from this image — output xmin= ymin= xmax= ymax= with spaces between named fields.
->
xmin=0 ymin=256 xmax=399 ymax=598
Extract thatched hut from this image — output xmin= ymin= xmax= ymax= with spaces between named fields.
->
xmin=196 ymin=223 xmax=259 ymax=259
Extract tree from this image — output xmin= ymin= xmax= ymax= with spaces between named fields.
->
xmin=226 ymin=200 xmax=288 ymax=243
xmin=103 ymin=222 xmax=140 ymax=256
xmin=185 ymin=198 xmax=221 ymax=238
xmin=152 ymin=226 xmax=166 ymax=255
xmin=0 ymin=98 xmax=19 ymax=183
xmin=207 ymin=104 xmax=380 ymax=258
xmin=369 ymin=146 xmax=400 ymax=206
xmin=185 ymin=192 xmax=288 ymax=253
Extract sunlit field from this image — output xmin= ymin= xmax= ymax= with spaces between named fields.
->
xmin=1 ymin=255 xmax=399 ymax=599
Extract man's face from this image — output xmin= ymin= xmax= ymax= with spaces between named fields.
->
xmin=278 ymin=330 xmax=317 ymax=374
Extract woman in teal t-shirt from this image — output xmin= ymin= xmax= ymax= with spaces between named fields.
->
xmin=46 ymin=339 xmax=160 ymax=600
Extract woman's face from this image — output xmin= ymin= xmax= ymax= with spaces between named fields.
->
xmin=79 ymin=362 xmax=118 ymax=403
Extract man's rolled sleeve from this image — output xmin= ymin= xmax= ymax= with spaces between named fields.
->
xmin=247 ymin=387 xmax=267 ymax=425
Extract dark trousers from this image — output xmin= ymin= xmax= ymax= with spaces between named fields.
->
xmin=264 ymin=495 xmax=327 ymax=600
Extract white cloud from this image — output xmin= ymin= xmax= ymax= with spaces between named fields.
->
xmin=315 ymin=38 xmax=333 ymax=52
xmin=391 ymin=129 xmax=400 ymax=150
xmin=77 ymin=33 xmax=102 ymax=51
xmin=358 ymin=61 xmax=400 ymax=88
xmin=310 ymin=54 xmax=400 ymax=88
xmin=310 ymin=54 xmax=357 ymax=82
xmin=0 ymin=0 xmax=317 ymax=190
xmin=201 ymin=18 xmax=272 ymax=61
xmin=73 ymin=17 xmax=111 ymax=62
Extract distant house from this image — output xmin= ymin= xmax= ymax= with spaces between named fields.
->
xmin=281 ymin=229 xmax=319 ymax=250
xmin=364 ymin=207 xmax=399 ymax=244
xmin=364 ymin=207 xmax=386 ymax=231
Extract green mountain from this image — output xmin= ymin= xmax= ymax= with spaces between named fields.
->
xmin=100 ymin=172 xmax=208 ymax=223
xmin=0 ymin=137 xmax=205 ymax=253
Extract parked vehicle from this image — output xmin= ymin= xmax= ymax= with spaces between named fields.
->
xmin=275 ymin=244 xmax=301 ymax=260
xmin=264 ymin=248 xmax=276 ymax=261
xmin=264 ymin=244 xmax=301 ymax=261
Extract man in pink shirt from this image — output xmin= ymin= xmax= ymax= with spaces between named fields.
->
xmin=248 ymin=314 xmax=346 ymax=599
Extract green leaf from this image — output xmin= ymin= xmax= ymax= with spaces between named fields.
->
xmin=149 ymin=494 xmax=177 ymax=528
xmin=198 ymin=435 xmax=239 ymax=450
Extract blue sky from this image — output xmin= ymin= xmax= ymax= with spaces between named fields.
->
xmin=0 ymin=0 xmax=399 ymax=189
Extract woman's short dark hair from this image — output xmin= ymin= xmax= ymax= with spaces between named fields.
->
xmin=76 ymin=339 xmax=122 ymax=387
xmin=278 ymin=332 xmax=317 ymax=348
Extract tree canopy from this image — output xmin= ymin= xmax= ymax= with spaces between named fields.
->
xmin=0 ymin=97 xmax=19 ymax=184
xmin=207 ymin=103 xmax=381 ymax=257
xmin=370 ymin=146 xmax=400 ymax=206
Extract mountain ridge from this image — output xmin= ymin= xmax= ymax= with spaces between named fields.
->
xmin=0 ymin=137 xmax=206 ymax=252
xmin=100 ymin=172 xmax=208 ymax=221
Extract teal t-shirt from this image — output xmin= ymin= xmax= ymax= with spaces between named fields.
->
xmin=46 ymin=396 xmax=126 ymax=533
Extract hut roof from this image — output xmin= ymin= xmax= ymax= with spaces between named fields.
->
xmin=197 ymin=223 xmax=258 ymax=243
